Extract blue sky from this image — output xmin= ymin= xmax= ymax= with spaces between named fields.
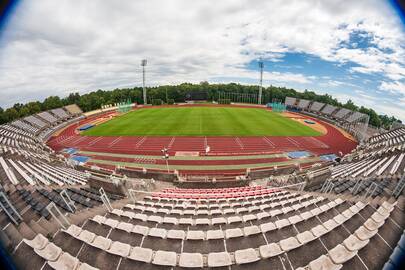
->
xmin=0 ymin=0 xmax=405 ymax=121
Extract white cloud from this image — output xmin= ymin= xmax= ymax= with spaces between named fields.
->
xmin=0 ymin=0 xmax=404 ymax=119
xmin=379 ymin=81 xmax=405 ymax=95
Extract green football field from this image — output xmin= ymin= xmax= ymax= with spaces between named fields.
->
xmin=82 ymin=107 xmax=321 ymax=136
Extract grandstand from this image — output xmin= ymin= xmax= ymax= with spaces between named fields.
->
xmin=285 ymin=97 xmax=370 ymax=142
xmin=0 ymin=102 xmax=404 ymax=270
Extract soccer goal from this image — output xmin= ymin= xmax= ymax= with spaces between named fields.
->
xmin=117 ymin=99 xmax=133 ymax=113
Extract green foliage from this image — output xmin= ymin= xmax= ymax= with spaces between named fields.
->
xmin=218 ymin=99 xmax=231 ymax=104
xmin=167 ymin=99 xmax=175 ymax=105
xmin=152 ymin=99 xmax=163 ymax=106
xmin=0 ymin=83 xmax=401 ymax=128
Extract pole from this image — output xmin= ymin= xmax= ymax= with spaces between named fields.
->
xmin=258 ymin=60 xmax=264 ymax=105
xmin=141 ymin=59 xmax=147 ymax=105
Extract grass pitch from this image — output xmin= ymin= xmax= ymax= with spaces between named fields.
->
xmin=82 ymin=107 xmax=321 ymax=136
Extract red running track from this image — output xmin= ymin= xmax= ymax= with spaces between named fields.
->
xmin=47 ymin=110 xmax=357 ymax=157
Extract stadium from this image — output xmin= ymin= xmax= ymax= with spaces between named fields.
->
xmin=0 ymin=1 xmax=405 ymax=270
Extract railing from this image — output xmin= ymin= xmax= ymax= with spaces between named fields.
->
xmin=60 ymin=189 xmax=76 ymax=212
xmin=0 ymin=192 xmax=22 ymax=225
xmin=392 ymin=174 xmax=405 ymax=198
xmin=46 ymin=202 xmax=70 ymax=230
xmin=99 ymin=187 xmax=112 ymax=212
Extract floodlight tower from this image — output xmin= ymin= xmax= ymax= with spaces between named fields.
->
xmin=258 ymin=60 xmax=264 ymax=105
xmin=141 ymin=59 xmax=147 ymax=104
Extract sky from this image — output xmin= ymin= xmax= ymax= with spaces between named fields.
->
xmin=0 ymin=0 xmax=405 ymax=121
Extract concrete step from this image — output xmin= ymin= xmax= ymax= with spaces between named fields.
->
xmin=2 ymin=223 xmax=23 ymax=249
xmin=0 ymin=229 xmax=12 ymax=251
xmin=36 ymin=218 xmax=59 ymax=236
xmin=28 ymin=220 xmax=48 ymax=237
xmin=17 ymin=222 xmax=36 ymax=240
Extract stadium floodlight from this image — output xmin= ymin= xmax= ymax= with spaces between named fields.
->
xmin=141 ymin=59 xmax=147 ymax=105
xmin=258 ymin=60 xmax=264 ymax=105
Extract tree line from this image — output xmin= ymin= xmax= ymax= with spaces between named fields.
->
xmin=0 ymin=82 xmax=401 ymax=129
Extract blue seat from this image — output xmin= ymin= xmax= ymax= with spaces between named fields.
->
xmin=390 ymin=247 xmax=405 ymax=267
xmin=397 ymin=233 xmax=405 ymax=250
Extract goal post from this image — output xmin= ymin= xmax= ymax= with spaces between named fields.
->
xmin=117 ymin=99 xmax=133 ymax=114
xmin=217 ymin=91 xmax=259 ymax=104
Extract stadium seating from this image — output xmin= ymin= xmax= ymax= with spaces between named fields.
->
xmin=0 ymin=103 xmax=404 ymax=270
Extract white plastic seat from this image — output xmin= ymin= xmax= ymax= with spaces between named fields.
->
xmin=300 ymin=211 xmax=313 ymax=220
xmin=328 ymin=244 xmax=357 ymax=264
xmin=78 ymin=230 xmax=96 ymax=243
xmin=187 ymin=230 xmax=205 ymax=240
xmin=148 ymin=215 xmax=163 ymax=223
xmin=210 ymin=209 xmax=222 ymax=215
xmin=343 ymin=235 xmax=369 ymax=252
xmin=371 ymin=212 xmax=388 ymax=224
xmin=227 ymin=216 xmax=242 ymax=224
xmin=333 ymin=214 xmax=347 ymax=225
xmin=48 ymin=252 xmax=79 ymax=270
xmin=207 ymin=252 xmax=232 ymax=267
xmin=206 ymin=229 xmax=224 ymax=240
xmin=64 ymin=225 xmax=82 ymax=237
xmin=311 ymin=225 xmax=328 ymax=237
xmin=308 ymin=255 xmax=342 ymax=270
xmin=116 ymin=222 xmax=133 ymax=233
xmin=195 ymin=218 xmax=210 ymax=225
xmin=152 ymin=250 xmax=177 ymax=266
xmin=122 ymin=211 xmax=135 ymax=219
xmin=275 ymin=219 xmax=290 ymax=229
xmin=280 ymin=237 xmax=301 ymax=251
xmin=128 ymin=247 xmax=153 ymax=263
xmin=288 ymin=215 xmax=303 ymax=225
xmin=91 ymin=236 xmax=112 ymax=250
xmin=196 ymin=209 xmax=209 ymax=215
xmin=256 ymin=212 xmax=270 ymax=220
xmin=260 ymin=222 xmax=276 ymax=233
xmin=170 ymin=209 xmax=183 ymax=215
xmin=223 ymin=209 xmax=235 ymax=214
xmin=212 ymin=217 xmax=227 ymax=225
xmin=259 ymin=243 xmax=283 ymax=258
xmin=341 ymin=209 xmax=355 ymax=219
xmin=163 ymin=217 xmax=178 ymax=225
xmin=24 ymin=234 xmax=49 ymax=250
xmin=167 ymin=230 xmax=186 ymax=240
xmin=132 ymin=225 xmax=149 ymax=236
xmin=242 ymin=214 xmax=256 ymax=222
xmin=103 ymin=218 xmax=119 ymax=228
xmin=355 ymin=226 xmax=378 ymax=240
xmin=235 ymin=248 xmax=259 ymax=264
xmin=92 ymin=215 xmax=106 ymax=224
xmin=297 ymin=231 xmax=316 ymax=244
xmin=244 ymin=225 xmax=261 ymax=236
xmin=364 ymin=218 xmax=383 ymax=231
xmin=134 ymin=213 xmax=148 ymax=221
xmin=179 ymin=253 xmax=204 ymax=268
xmin=269 ymin=209 xmax=282 ymax=216
xmin=323 ymin=219 xmax=339 ymax=231
xmin=78 ymin=262 xmax=99 ymax=270
xmin=108 ymin=241 xmax=131 ymax=257
xmin=157 ymin=208 xmax=170 ymax=215
xmin=179 ymin=218 xmax=193 ymax=225
xmin=111 ymin=209 xmax=123 ymax=216
xmin=148 ymin=228 xmax=167 ymax=238
xmin=225 ymin=228 xmax=243 ymax=239
xmin=35 ymin=243 xmax=62 ymax=261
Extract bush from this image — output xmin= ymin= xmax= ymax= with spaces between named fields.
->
xmin=152 ymin=99 xmax=163 ymax=106
xmin=167 ymin=99 xmax=175 ymax=105
xmin=218 ymin=99 xmax=231 ymax=104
